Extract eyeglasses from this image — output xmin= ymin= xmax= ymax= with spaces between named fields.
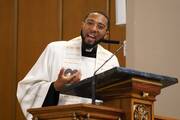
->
xmin=84 ymin=19 xmax=107 ymax=31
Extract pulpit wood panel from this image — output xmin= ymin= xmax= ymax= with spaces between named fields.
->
xmin=28 ymin=104 xmax=125 ymax=120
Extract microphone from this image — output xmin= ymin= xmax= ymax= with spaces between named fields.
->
xmin=91 ymin=41 xmax=124 ymax=104
xmin=85 ymin=39 xmax=120 ymax=52
xmin=100 ymin=39 xmax=120 ymax=44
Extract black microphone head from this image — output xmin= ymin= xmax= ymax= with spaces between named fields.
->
xmin=100 ymin=39 xmax=120 ymax=44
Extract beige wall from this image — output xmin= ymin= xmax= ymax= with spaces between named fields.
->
xmin=126 ymin=0 xmax=180 ymax=118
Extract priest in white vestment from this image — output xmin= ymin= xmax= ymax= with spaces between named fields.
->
xmin=17 ymin=11 xmax=120 ymax=120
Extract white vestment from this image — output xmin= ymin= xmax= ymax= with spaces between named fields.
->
xmin=17 ymin=36 xmax=119 ymax=120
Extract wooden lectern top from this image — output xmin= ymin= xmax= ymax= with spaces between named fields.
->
xmin=60 ymin=67 xmax=178 ymax=99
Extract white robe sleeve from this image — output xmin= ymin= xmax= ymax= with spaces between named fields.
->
xmin=17 ymin=43 xmax=56 ymax=119
xmin=112 ymin=55 xmax=120 ymax=67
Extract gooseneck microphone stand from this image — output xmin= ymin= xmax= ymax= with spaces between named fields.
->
xmin=91 ymin=42 xmax=124 ymax=104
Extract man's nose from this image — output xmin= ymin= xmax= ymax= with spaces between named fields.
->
xmin=91 ymin=24 xmax=98 ymax=32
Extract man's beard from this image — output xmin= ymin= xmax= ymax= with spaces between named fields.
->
xmin=80 ymin=30 xmax=101 ymax=49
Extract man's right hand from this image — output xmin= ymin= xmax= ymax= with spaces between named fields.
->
xmin=53 ymin=68 xmax=81 ymax=91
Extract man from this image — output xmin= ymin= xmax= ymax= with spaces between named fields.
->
xmin=17 ymin=11 xmax=119 ymax=120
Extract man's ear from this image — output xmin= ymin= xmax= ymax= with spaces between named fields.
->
xmin=104 ymin=31 xmax=110 ymax=39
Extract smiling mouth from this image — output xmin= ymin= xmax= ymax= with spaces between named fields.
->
xmin=86 ymin=34 xmax=96 ymax=43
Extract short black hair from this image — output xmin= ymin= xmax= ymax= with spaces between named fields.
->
xmin=83 ymin=11 xmax=110 ymax=31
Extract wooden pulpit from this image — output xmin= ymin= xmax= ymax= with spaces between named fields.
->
xmin=28 ymin=67 xmax=178 ymax=120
